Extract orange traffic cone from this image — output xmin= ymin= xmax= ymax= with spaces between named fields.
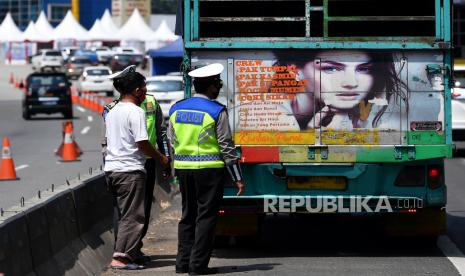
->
xmin=55 ymin=121 xmax=82 ymax=162
xmin=0 ymin=137 xmax=19 ymax=181
xmin=9 ymin=73 xmax=14 ymax=85
xmin=71 ymin=87 xmax=78 ymax=104
xmin=21 ymin=79 xmax=26 ymax=92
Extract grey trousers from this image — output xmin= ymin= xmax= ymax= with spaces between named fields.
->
xmin=105 ymin=170 xmax=146 ymax=261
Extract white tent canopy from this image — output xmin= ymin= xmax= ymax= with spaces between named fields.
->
xmin=150 ymin=20 xmax=178 ymax=42
xmin=23 ymin=21 xmax=52 ymax=42
xmin=35 ymin=11 xmax=54 ymax=35
xmin=88 ymin=19 xmax=117 ymax=41
xmin=53 ymin=10 xmax=89 ymax=41
xmin=117 ymin=8 xmax=155 ymax=42
xmin=0 ymin=12 xmax=24 ymax=42
xmin=100 ymin=9 xmax=119 ymax=34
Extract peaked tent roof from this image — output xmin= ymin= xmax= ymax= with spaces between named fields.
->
xmin=150 ymin=20 xmax=179 ymax=42
xmin=0 ymin=12 xmax=24 ymax=42
xmin=35 ymin=11 xmax=54 ymax=35
xmin=53 ymin=10 xmax=89 ymax=41
xmin=147 ymin=38 xmax=183 ymax=58
xmin=117 ymin=8 xmax=155 ymax=42
xmin=24 ymin=20 xmax=52 ymax=42
xmin=88 ymin=19 xmax=117 ymax=41
xmin=100 ymin=9 xmax=119 ymax=34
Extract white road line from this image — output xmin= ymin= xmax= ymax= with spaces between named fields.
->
xmin=77 ymin=106 xmax=86 ymax=113
xmin=81 ymin=126 xmax=91 ymax=135
xmin=438 ymin=235 xmax=465 ymax=275
xmin=87 ymin=116 xmax=93 ymax=122
xmin=15 ymin=164 xmax=29 ymax=171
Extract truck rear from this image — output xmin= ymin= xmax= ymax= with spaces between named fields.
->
xmin=180 ymin=0 xmax=453 ymax=238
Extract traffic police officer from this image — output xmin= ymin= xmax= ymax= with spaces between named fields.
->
xmin=168 ymin=63 xmax=244 ymax=275
xmin=102 ymin=65 xmax=170 ymax=267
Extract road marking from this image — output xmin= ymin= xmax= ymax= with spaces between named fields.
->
xmin=87 ymin=116 xmax=93 ymax=122
xmin=77 ymin=106 xmax=86 ymax=113
xmin=438 ymin=235 xmax=465 ymax=276
xmin=81 ymin=126 xmax=91 ymax=135
xmin=15 ymin=164 xmax=29 ymax=171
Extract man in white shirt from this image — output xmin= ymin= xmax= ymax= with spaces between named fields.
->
xmin=104 ymin=66 xmax=169 ymax=270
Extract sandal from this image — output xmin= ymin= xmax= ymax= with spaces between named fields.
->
xmin=111 ymin=263 xmax=145 ymax=270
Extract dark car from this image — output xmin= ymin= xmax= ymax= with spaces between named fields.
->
xmin=22 ymin=73 xmax=73 ymax=119
xmin=109 ymin=53 xmax=143 ymax=72
xmin=66 ymin=56 xmax=92 ymax=79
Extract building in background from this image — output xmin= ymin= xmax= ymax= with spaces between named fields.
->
xmin=0 ymin=0 xmax=41 ymax=30
xmin=112 ymin=0 xmax=150 ymax=27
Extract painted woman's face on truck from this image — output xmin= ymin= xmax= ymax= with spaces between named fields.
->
xmin=302 ymin=50 xmax=374 ymax=110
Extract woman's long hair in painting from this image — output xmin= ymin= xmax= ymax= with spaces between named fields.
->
xmin=273 ymin=50 xmax=408 ymax=129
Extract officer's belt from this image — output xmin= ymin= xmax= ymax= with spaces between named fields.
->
xmin=174 ymin=154 xmax=222 ymax=162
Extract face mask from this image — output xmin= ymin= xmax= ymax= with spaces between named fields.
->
xmin=133 ymin=88 xmax=146 ymax=105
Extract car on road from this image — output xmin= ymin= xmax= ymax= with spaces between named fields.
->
xmin=74 ymin=49 xmax=99 ymax=65
xmin=79 ymin=66 xmax=114 ymax=96
xmin=146 ymin=75 xmax=184 ymax=119
xmin=66 ymin=56 xmax=93 ymax=79
xmin=453 ymin=59 xmax=465 ymax=140
xmin=94 ymin=46 xmax=113 ymax=64
xmin=31 ymin=49 xmax=65 ymax=72
xmin=109 ymin=53 xmax=143 ymax=72
xmin=22 ymin=72 xmax=73 ymax=119
xmin=61 ymin=46 xmax=79 ymax=62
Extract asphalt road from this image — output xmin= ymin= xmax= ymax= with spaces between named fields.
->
xmin=0 ymin=64 xmax=104 ymax=209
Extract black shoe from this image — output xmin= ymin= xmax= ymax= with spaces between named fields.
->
xmin=175 ymin=265 xmax=189 ymax=273
xmin=189 ymin=267 xmax=218 ymax=275
xmin=134 ymin=255 xmax=151 ymax=265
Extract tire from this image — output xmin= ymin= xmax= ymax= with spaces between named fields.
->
xmin=22 ymin=106 xmax=31 ymax=120
xmin=63 ymin=108 xmax=73 ymax=119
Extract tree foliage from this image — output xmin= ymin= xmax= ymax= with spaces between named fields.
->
xmin=152 ymin=0 xmax=178 ymax=14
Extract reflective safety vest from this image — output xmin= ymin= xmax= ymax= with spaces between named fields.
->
xmin=141 ymin=95 xmax=158 ymax=147
xmin=169 ymin=97 xmax=225 ymax=169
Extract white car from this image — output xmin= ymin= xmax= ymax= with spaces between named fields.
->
xmin=453 ymin=68 xmax=465 ymax=140
xmin=31 ymin=49 xmax=65 ymax=72
xmin=94 ymin=47 xmax=113 ymax=64
xmin=79 ymin=66 xmax=115 ymax=96
xmin=112 ymin=46 xmax=141 ymax=55
xmin=146 ymin=75 xmax=184 ymax=119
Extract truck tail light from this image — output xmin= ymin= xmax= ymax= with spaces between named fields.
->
xmin=67 ymin=63 xmax=72 ymax=69
xmin=26 ymin=90 xmax=32 ymax=96
xmin=428 ymin=166 xmax=443 ymax=189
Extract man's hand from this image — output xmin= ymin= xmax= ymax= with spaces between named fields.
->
xmin=160 ymin=155 xmax=170 ymax=168
xmin=235 ymin=180 xmax=245 ymax=196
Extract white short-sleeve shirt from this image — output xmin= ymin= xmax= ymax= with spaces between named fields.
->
xmin=104 ymin=102 xmax=148 ymax=172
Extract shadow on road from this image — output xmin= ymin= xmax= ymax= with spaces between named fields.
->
xmin=213 ymin=214 xmax=443 ymax=259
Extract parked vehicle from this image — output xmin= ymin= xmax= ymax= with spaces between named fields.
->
xmin=79 ymin=66 xmax=114 ymax=96
xmin=453 ymin=59 xmax=465 ymax=140
xmin=112 ymin=46 xmax=140 ymax=55
xmin=94 ymin=47 xmax=113 ymax=64
xmin=146 ymin=75 xmax=183 ymax=119
xmin=74 ymin=49 xmax=99 ymax=65
xmin=31 ymin=50 xmax=65 ymax=72
xmin=22 ymin=72 xmax=73 ymax=119
xmin=66 ymin=56 xmax=93 ymax=79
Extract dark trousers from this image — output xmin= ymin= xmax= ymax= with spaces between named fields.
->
xmin=140 ymin=158 xmax=156 ymax=247
xmin=175 ymin=168 xmax=225 ymax=270
xmin=106 ymin=170 xmax=146 ymax=261
xmin=111 ymin=159 xmax=157 ymax=256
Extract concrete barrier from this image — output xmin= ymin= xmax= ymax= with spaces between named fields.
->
xmin=0 ymin=167 xmax=177 ymax=276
